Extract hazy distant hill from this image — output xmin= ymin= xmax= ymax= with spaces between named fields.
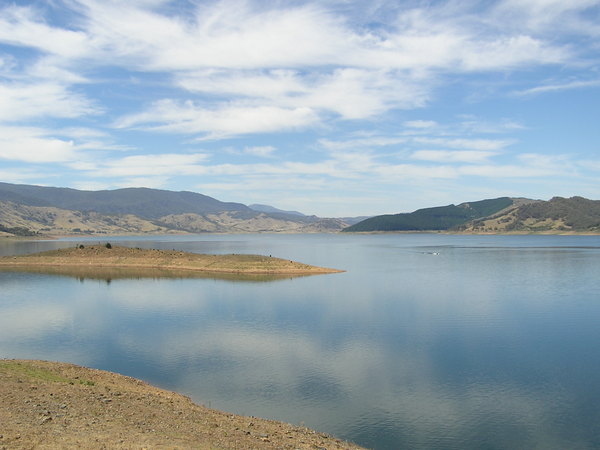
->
xmin=0 ymin=182 xmax=248 ymax=219
xmin=0 ymin=182 xmax=349 ymax=236
xmin=249 ymin=204 xmax=305 ymax=217
xmin=458 ymin=196 xmax=600 ymax=233
xmin=343 ymin=197 xmax=514 ymax=232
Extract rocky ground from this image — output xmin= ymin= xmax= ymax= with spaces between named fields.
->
xmin=0 ymin=360 xmax=364 ymax=449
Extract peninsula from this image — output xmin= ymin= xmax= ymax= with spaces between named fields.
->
xmin=0 ymin=245 xmax=343 ymax=275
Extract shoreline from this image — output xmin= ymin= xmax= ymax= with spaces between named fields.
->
xmin=0 ymin=245 xmax=343 ymax=275
xmin=0 ymin=359 xmax=363 ymax=449
xmin=340 ymin=230 xmax=600 ymax=235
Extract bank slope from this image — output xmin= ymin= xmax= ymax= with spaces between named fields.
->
xmin=0 ymin=359 xmax=363 ymax=449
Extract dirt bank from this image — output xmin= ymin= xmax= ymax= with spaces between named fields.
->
xmin=0 ymin=359 xmax=364 ymax=449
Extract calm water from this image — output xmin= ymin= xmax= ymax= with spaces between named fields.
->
xmin=1 ymin=233 xmax=600 ymax=449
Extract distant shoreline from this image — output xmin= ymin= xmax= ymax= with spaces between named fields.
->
xmin=0 ymin=245 xmax=343 ymax=275
xmin=340 ymin=230 xmax=600 ymax=235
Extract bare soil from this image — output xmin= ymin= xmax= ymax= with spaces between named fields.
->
xmin=0 ymin=245 xmax=343 ymax=275
xmin=0 ymin=359 xmax=364 ymax=449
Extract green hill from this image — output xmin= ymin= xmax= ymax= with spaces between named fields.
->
xmin=513 ymin=196 xmax=600 ymax=230
xmin=459 ymin=196 xmax=600 ymax=233
xmin=343 ymin=197 xmax=514 ymax=232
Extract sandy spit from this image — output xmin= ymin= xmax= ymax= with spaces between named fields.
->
xmin=0 ymin=245 xmax=344 ymax=275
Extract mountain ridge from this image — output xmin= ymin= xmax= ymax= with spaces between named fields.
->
xmin=0 ymin=182 xmax=249 ymax=219
xmin=0 ymin=182 xmax=348 ymax=235
xmin=343 ymin=197 xmax=516 ymax=232
xmin=1 ymin=183 xmax=599 ymax=236
xmin=343 ymin=196 xmax=600 ymax=234
xmin=458 ymin=196 xmax=600 ymax=233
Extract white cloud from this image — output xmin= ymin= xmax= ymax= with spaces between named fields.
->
xmin=319 ymin=136 xmax=408 ymax=151
xmin=0 ymin=5 xmax=91 ymax=59
xmin=458 ymin=35 xmax=566 ymax=71
xmin=0 ymin=126 xmax=78 ymax=162
xmin=179 ymin=67 xmax=429 ymax=120
xmin=26 ymin=57 xmax=89 ymax=83
xmin=457 ymin=117 xmax=526 ymax=134
xmin=78 ymin=153 xmax=210 ymax=177
xmin=59 ymin=127 xmax=107 ymax=139
xmin=69 ymin=0 xmax=351 ymax=70
xmin=517 ymin=152 xmax=577 ymax=173
xmin=494 ymin=0 xmax=600 ymax=35
xmin=0 ymin=82 xmax=97 ymax=122
xmin=458 ymin=164 xmax=559 ymax=178
xmin=0 ymin=168 xmax=45 ymax=183
xmin=514 ymin=79 xmax=600 ymax=96
xmin=411 ymin=150 xmax=498 ymax=164
xmin=1 ymin=1 xmax=581 ymax=130
xmin=243 ymin=146 xmax=276 ymax=157
xmin=404 ymin=120 xmax=438 ymax=129
xmin=116 ymin=99 xmax=318 ymax=138
xmin=413 ymin=137 xmax=514 ymax=151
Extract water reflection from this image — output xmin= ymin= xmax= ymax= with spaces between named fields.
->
xmin=1 ymin=234 xmax=600 ymax=449
xmin=0 ymin=265 xmax=313 ymax=283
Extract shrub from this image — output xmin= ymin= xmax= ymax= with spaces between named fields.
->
xmin=105 ymin=242 xmax=112 ymax=249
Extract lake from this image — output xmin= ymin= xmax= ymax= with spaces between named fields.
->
xmin=1 ymin=233 xmax=600 ymax=449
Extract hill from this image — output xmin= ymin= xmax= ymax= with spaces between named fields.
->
xmin=0 ymin=182 xmax=248 ymax=219
xmin=343 ymin=197 xmax=515 ymax=232
xmin=249 ymin=203 xmax=306 ymax=217
xmin=0 ymin=183 xmax=348 ymax=236
xmin=458 ymin=196 xmax=600 ymax=233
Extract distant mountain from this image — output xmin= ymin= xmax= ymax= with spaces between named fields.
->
xmin=0 ymin=182 xmax=349 ymax=235
xmin=0 ymin=182 xmax=249 ymax=219
xmin=249 ymin=204 xmax=306 ymax=217
xmin=4 ymin=182 xmax=596 ymax=236
xmin=458 ymin=196 xmax=600 ymax=233
xmin=338 ymin=216 xmax=372 ymax=226
xmin=343 ymin=197 xmax=515 ymax=232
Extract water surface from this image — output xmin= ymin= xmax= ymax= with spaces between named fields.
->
xmin=1 ymin=234 xmax=600 ymax=449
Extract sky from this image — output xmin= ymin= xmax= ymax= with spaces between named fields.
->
xmin=0 ymin=0 xmax=599 ymax=217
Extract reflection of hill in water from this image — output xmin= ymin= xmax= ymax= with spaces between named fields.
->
xmin=0 ymin=265 xmax=311 ymax=283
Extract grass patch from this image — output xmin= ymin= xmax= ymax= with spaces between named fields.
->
xmin=0 ymin=361 xmax=93 ymax=385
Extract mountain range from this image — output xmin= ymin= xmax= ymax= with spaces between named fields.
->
xmin=1 ymin=182 xmax=598 ymax=236
xmin=344 ymin=196 xmax=600 ymax=234
xmin=0 ymin=182 xmax=348 ymax=236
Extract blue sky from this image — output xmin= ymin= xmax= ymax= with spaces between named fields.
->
xmin=0 ymin=0 xmax=599 ymax=217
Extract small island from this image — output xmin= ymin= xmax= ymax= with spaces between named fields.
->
xmin=0 ymin=245 xmax=343 ymax=275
